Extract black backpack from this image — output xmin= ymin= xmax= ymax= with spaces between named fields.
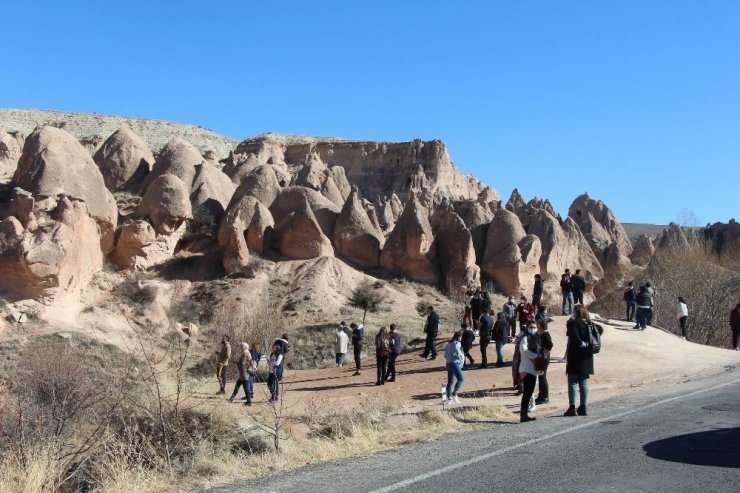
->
xmin=585 ymin=322 xmax=602 ymax=354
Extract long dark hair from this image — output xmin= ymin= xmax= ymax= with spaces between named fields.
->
xmin=451 ymin=330 xmax=462 ymax=342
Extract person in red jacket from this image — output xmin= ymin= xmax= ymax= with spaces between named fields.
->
xmin=517 ymin=296 xmax=535 ymax=332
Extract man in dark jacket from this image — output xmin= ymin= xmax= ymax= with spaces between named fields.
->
xmin=470 ymin=291 xmax=483 ymax=328
xmin=532 ymin=274 xmax=544 ymax=310
xmin=460 ymin=323 xmax=476 ymax=367
xmin=387 ymin=324 xmax=401 ymax=382
xmin=730 ymin=303 xmax=740 ymax=350
xmin=420 ymin=305 xmax=439 ymax=360
xmin=571 ymin=269 xmax=586 ymax=305
xmin=635 ymin=286 xmax=652 ymax=330
xmin=624 ymin=281 xmax=636 ymax=321
xmin=503 ymin=296 xmax=518 ymax=339
xmin=492 ymin=313 xmax=509 ymax=367
xmin=478 ymin=308 xmax=494 ymax=368
xmin=561 ymin=269 xmax=573 ymax=315
xmin=350 ymin=323 xmax=364 ymax=376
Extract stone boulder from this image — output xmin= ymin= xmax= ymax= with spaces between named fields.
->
xmin=11 ymin=126 xmax=118 ymax=251
xmin=275 ymin=196 xmax=334 ymax=260
xmin=217 ymin=195 xmax=275 ymax=273
xmin=136 ymin=174 xmax=193 ymax=235
xmin=435 ymin=212 xmax=480 ymax=292
xmin=379 ymin=195 xmax=438 ymax=283
xmin=481 ymin=208 xmax=541 ymax=297
xmin=0 ymin=127 xmax=23 ymax=180
xmin=230 ymin=164 xmax=284 ymax=207
xmin=270 ymin=187 xmax=341 ymax=239
xmin=190 ymin=162 xmax=235 ymax=227
xmin=109 ymin=219 xmax=185 ymax=271
xmin=452 ymin=199 xmax=494 ymax=263
xmin=93 ymin=127 xmax=155 ymax=190
xmin=332 ymin=189 xmax=383 ymax=268
xmin=140 ymin=137 xmax=202 ymax=193
xmin=630 ymin=234 xmax=656 ymax=267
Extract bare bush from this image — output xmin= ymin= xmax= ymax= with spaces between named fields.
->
xmin=304 ymin=395 xmax=394 ymax=439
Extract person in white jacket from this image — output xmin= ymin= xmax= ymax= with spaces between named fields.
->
xmin=676 ymin=297 xmax=689 ymax=340
xmin=443 ymin=331 xmax=465 ymax=404
xmin=519 ymin=324 xmax=540 ymax=422
xmin=335 ymin=326 xmax=350 ymax=367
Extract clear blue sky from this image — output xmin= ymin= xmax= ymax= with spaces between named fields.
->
xmin=2 ymin=1 xmax=739 ymax=225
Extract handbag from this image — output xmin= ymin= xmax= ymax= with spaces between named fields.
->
xmin=534 ymin=350 xmax=549 ymax=372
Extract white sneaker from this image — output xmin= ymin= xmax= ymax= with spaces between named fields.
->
xmin=528 ymin=397 xmax=536 ymax=413
xmin=441 ymin=385 xmax=447 ymax=402
xmin=452 ymin=395 xmax=461 ymax=404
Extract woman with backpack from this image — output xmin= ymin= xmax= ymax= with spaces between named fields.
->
xmin=564 ymin=305 xmax=603 ymax=417
xmin=375 ymin=327 xmax=391 ymax=385
xmin=267 ymin=344 xmax=284 ymax=404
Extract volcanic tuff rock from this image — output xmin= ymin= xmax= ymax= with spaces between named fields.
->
xmin=140 ymin=137 xmax=202 ymax=193
xmin=190 ymin=161 xmax=235 ymax=227
xmin=435 ymin=211 xmax=480 ymax=292
xmin=93 ymin=127 xmax=155 ymax=190
xmin=11 ymin=126 xmax=118 ymax=251
xmin=275 ymin=196 xmax=334 ymax=260
xmin=109 ymin=219 xmax=185 ymax=271
xmin=629 ymin=234 xmax=656 ymax=267
xmin=136 ymin=174 xmax=193 ymax=235
xmin=218 ymin=195 xmax=275 ymax=273
xmin=452 ymin=199 xmax=494 ymax=263
xmin=269 ymin=187 xmax=341 ymax=239
xmin=379 ymin=195 xmax=439 ymax=283
xmin=0 ymin=126 xmax=23 ymax=180
xmin=229 ymin=164 xmax=284 ymax=207
xmin=332 ymin=189 xmax=383 ymax=268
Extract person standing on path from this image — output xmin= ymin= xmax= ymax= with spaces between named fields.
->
xmin=624 ymin=280 xmax=637 ymax=322
xmin=229 ymin=342 xmax=253 ymax=405
xmin=535 ymin=305 xmax=553 ymax=330
xmin=443 ymin=331 xmax=465 ymax=404
xmin=387 ymin=324 xmax=401 ymax=382
xmin=335 ymin=325 xmax=350 ymax=367
xmin=248 ymin=343 xmax=262 ymax=402
xmin=478 ymin=309 xmax=494 ymax=368
xmin=420 ymin=305 xmax=439 ymax=360
xmin=267 ymin=344 xmax=284 ymax=404
xmin=676 ymin=297 xmax=689 ymax=340
xmin=511 ymin=323 xmax=528 ymax=394
xmin=563 ymin=305 xmax=603 ymax=417
xmin=635 ymin=286 xmax=652 ymax=330
xmin=561 ymin=269 xmax=574 ymax=315
xmin=503 ymin=296 xmax=517 ymax=340
xmin=350 ymin=322 xmax=364 ymax=375
xmin=481 ymin=291 xmax=494 ymax=319
xmin=532 ymin=274 xmax=544 ymax=310
xmin=644 ymin=281 xmax=656 ymax=325
xmin=571 ymin=269 xmax=586 ymax=306
xmin=492 ymin=312 xmax=509 ymax=367
xmin=517 ymin=296 xmax=535 ymax=331
xmin=375 ymin=327 xmax=391 ymax=385
xmin=460 ymin=323 xmax=476 ymax=368
xmin=518 ymin=323 xmax=540 ymax=422
xmin=215 ymin=334 xmax=231 ymax=395
xmin=535 ymin=320 xmax=553 ymax=405
xmin=730 ymin=303 xmax=740 ymax=350
xmin=470 ymin=291 xmax=483 ymax=330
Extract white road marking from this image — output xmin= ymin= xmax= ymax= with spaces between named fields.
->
xmin=368 ymin=378 xmax=740 ymax=493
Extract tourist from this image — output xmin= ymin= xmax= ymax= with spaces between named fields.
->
xmin=215 ymin=334 xmax=231 ymax=395
xmin=481 ymin=291 xmax=494 ymax=318
xmin=443 ymin=330 xmax=465 ymax=404
xmin=335 ymin=325 xmax=349 ymax=367
xmin=478 ymin=308 xmax=494 ymax=368
xmin=503 ymin=296 xmax=518 ymax=340
xmin=561 ymin=268 xmax=574 ymax=315
xmin=730 ymin=303 xmax=740 ymax=350
xmin=571 ymin=269 xmax=586 ymax=305
xmin=492 ymin=312 xmax=509 ymax=367
xmin=463 ymin=291 xmax=473 ymax=329
xmin=644 ymin=281 xmax=656 ymax=325
xmin=248 ymin=343 xmax=262 ymax=402
xmin=387 ymin=324 xmax=401 ymax=382
xmin=532 ymin=273 xmax=544 ymax=310
xmin=676 ymin=297 xmax=689 ymax=340
xmin=375 ymin=327 xmax=391 ymax=385
xmin=624 ymin=280 xmax=636 ymax=322
xmin=535 ymin=320 xmax=553 ymax=405
xmin=518 ymin=322 xmax=540 ymax=422
xmin=470 ymin=291 xmax=483 ymax=329
xmin=563 ymin=305 xmax=603 ymax=417
xmin=267 ymin=344 xmax=284 ymax=404
xmin=517 ymin=296 xmax=535 ymax=331
xmin=229 ymin=342 xmax=253 ymax=406
xmin=635 ymin=286 xmax=652 ymax=330
xmin=274 ymin=334 xmax=290 ymax=355
xmin=535 ymin=304 xmax=553 ymax=329
xmin=460 ymin=322 xmax=476 ymax=368
xmin=511 ymin=323 xmax=528 ymax=394
xmin=350 ymin=322 xmax=364 ymax=375
xmin=420 ymin=305 xmax=439 ymax=360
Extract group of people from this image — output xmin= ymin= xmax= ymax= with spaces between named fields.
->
xmin=334 ymin=321 xmax=402 ymax=384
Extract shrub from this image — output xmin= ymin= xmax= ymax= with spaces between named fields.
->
xmin=347 ymin=281 xmax=385 ymax=324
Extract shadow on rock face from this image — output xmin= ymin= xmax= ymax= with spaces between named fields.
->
xmin=643 ymin=427 xmax=740 ymax=468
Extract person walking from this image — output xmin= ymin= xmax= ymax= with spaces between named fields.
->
xmin=676 ymin=297 xmax=689 ymax=340
xmin=230 ymin=342 xmax=253 ymax=406
xmin=247 ymin=343 xmax=261 ymax=402
xmin=478 ymin=308 xmax=494 ymax=368
xmin=335 ymin=325 xmax=350 ymax=366
xmin=443 ymin=331 xmax=465 ymax=404
xmin=535 ymin=305 xmax=553 ymax=329
xmin=571 ymin=269 xmax=586 ymax=306
xmin=387 ymin=324 xmax=401 ymax=382
xmin=518 ymin=322 xmax=540 ymax=422
xmin=532 ymin=274 xmax=544 ymax=310
xmin=460 ymin=322 xmax=476 ymax=368
xmin=503 ymin=296 xmax=518 ymax=340
xmin=624 ymin=281 xmax=637 ymax=322
xmin=563 ymin=305 xmax=603 ymax=417
xmin=350 ymin=322 xmax=364 ymax=376
xmin=492 ymin=313 xmax=509 ymax=367
xmin=517 ymin=296 xmax=535 ymax=331
xmin=375 ymin=327 xmax=391 ymax=385
xmin=267 ymin=344 xmax=284 ymax=404
xmin=535 ymin=320 xmax=553 ymax=405
xmin=420 ymin=305 xmax=439 ymax=360
xmin=635 ymin=286 xmax=652 ymax=330
xmin=561 ymin=269 xmax=574 ymax=315
xmin=730 ymin=303 xmax=740 ymax=350
xmin=215 ymin=334 xmax=231 ymax=395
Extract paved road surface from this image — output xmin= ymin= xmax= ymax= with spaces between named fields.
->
xmin=209 ymin=366 xmax=740 ymax=493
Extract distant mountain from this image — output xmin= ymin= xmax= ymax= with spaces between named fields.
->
xmin=622 ymin=223 xmax=668 ymax=241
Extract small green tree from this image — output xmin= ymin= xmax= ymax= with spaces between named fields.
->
xmin=348 ymin=281 xmax=385 ymax=324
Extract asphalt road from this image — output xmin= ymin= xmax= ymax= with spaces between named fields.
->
xmin=208 ymin=366 xmax=740 ymax=493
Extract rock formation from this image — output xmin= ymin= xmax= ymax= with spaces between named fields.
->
xmin=435 ymin=211 xmax=480 ymax=292
xmin=275 ymin=196 xmax=334 ymax=260
xmin=0 ymin=126 xmax=23 ymax=180
xmin=109 ymin=220 xmax=185 ymax=271
xmin=230 ymin=164 xmax=284 ymax=207
xmin=140 ymin=137 xmax=202 ymax=193
xmin=630 ymin=234 xmax=656 ymax=267
xmin=189 ymin=162 xmax=235 ymax=227
xmin=269 ymin=187 xmax=340 ymax=238
xmin=136 ymin=174 xmax=193 ymax=235
xmin=217 ymin=195 xmax=275 ymax=273
xmin=93 ymin=127 xmax=155 ymax=190
xmin=332 ymin=189 xmax=383 ymax=268
xmin=452 ymin=198 xmax=494 ymax=263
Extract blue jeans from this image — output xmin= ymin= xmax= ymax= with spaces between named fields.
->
xmin=495 ymin=340 xmax=505 ymax=364
xmin=625 ymin=301 xmax=636 ymax=321
xmin=246 ymin=374 xmax=255 ymax=397
xmin=636 ymin=307 xmax=650 ymax=329
xmin=445 ymin=363 xmax=464 ymax=399
xmin=567 ymin=373 xmax=589 ymax=406
xmin=562 ymin=291 xmax=574 ymax=315
xmin=336 ymin=353 xmax=345 ymax=365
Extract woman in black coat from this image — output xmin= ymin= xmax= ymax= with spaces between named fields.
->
xmin=564 ymin=305 xmax=602 ymax=417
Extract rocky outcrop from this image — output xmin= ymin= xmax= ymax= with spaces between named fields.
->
xmin=275 ymin=196 xmax=333 ymax=260
xmin=230 ymin=164 xmax=284 ymax=207
xmin=269 ymin=187 xmax=340 ymax=239
xmin=217 ymin=195 xmax=275 ymax=273
xmin=332 ymin=189 xmax=383 ymax=268
xmin=109 ymin=220 xmax=185 ymax=271
xmin=140 ymin=137 xmax=202 ymax=193
xmin=481 ymin=208 xmax=541 ymax=296
xmin=11 ymin=126 xmax=118 ymax=251
xmin=93 ymin=127 xmax=155 ymax=190
xmin=452 ymin=199 xmax=494 ymax=263
xmin=0 ymin=127 xmax=23 ymax=180
xmin=379 ymin=195 xmax=438 ymax=283
xmin=136 ymin=174 xmax=193 ymax=235
xmin=630 ymin=234 xmax=656 ymax=267
xmin=435 ymin=211 xmax=480 ymax=292
xmin=189 ymin=162 xmax=235 ymax=227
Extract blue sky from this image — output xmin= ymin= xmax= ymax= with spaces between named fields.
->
xmin=2 ymin=1 xmax=739 ymax=225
